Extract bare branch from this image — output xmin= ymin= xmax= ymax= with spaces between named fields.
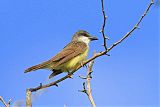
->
xmin=79 ymin=59 xmax=96 ymax=107
xmin=86 ymin=60 xmax=96 ymax=107
xmin=100 ymin=0 xmax=109 ymax=50
xmin=26 ymin=89 xmax=32 ymax=107
xmin=0 ymin=96 xmax=11 ymax=107
xmin=28 ymin=0 xmax=154 ymax=93
xmin=79 ymin=51 xmax=96 ymax=107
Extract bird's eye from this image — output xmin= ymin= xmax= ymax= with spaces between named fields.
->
xmin=81 ymin=33 xmax=89 ymax=37
xmin=83 ymin=33 xmax=87 ymax=36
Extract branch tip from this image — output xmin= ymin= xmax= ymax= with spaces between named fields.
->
xmin=79 ymin=75 xmax=87 ymax=79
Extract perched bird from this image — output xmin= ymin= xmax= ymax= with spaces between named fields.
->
xmin=25 ymin=30 xmax=98 ymax=79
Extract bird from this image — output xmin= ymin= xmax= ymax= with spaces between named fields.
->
xmin=25 ymin=30 xmax=98 ymax=79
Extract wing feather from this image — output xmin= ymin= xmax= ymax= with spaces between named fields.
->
xmin=50 ymin=41 xmax=87 ymax=67
xmin=25 ymin=41 xmax=87 ymax=73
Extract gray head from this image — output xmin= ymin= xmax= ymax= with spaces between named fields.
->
xmin=72 ymin=30 xmax=98 ymax=44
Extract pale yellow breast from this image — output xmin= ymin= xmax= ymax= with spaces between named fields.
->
xmin=61 ymin=48 xmax=89 ymax=71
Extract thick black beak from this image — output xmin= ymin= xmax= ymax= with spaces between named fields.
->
xmin=89 ymin=36 xmax=98 ymax=41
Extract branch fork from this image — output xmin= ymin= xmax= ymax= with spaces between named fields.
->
xmin=0 ymin=96 xmax=11 ymax=107
xmin=79 ymin=60 xmax=96 ymax=107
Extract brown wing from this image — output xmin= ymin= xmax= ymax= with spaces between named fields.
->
xmin=24 ymin=41 xmax=87 ymax=73
xmin=49 ymin=41 xmax=87 ymax=67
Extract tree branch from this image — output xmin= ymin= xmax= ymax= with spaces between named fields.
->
xmin=86 ymin=60 xmax=96 ymax=107
xmin=100 ymin=0 xmax=109 ymax=50
xmin=79 ymin=51 xmax=96 ymax=107
xmin=0 ymin=96 xmax=11 ymax=107
xmin=28 ymin=0 xmax=154 ymax=93
xmin=79 ymin=60 xmax=96 ymax=107
xmin=26 ymin=89 xmax=32 ymax=107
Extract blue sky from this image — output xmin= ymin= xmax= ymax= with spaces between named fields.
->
xmin=0 ymin=0 xmax=159 ymax=107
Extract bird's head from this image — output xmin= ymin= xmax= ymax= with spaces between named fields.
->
xmin=72 ymin=30 xmax=98 ymax=44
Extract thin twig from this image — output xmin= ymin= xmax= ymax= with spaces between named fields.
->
xmin=0 ymin=96 xmax=11 ymax=107
xmin=100 ymin=0 xmax=109 ymax=50
xmin=79 ymin=82 xmax=88 ymax=95
xmin=28 ymin=0 xmax=154 ymax=92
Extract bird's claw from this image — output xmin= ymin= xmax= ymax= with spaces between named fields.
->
xmin=67 ymin=72 xmax=73 ymax=79
xmin=81 ymin=62 xmax=87 ymax=68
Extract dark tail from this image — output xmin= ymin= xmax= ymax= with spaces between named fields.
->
xmin=25 ymin=61 xmax=50 ymax=73
xmin=49 ymin=70 xmax=62 ymax=79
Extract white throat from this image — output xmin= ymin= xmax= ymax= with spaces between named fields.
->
xmin=78 ymin=36 xmax=91 ymax=45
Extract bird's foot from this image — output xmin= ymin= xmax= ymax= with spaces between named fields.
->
xmin=81 ymin=62 xmax=87 ymax=68
xmin=67 ymin=72 xmax=73 ymax=79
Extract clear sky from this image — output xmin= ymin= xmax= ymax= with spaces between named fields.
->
xmin=0 ymin=0 xmax=159 ymax=107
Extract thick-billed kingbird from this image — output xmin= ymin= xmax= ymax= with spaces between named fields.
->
xmin=25 ymin=30 xmax=98 ymax=79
